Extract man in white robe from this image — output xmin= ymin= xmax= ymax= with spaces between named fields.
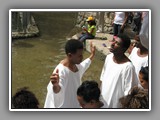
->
xmin=44 ymin=39 xmax=95 ymax=108
xmin=129 ymin=35 xmax=148 ymax=87
xmin=100 ymin=34 xmax=138 ymax=108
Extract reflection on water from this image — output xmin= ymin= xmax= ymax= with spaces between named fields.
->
xmin=12 ymin=12 xmax=104 ymax=108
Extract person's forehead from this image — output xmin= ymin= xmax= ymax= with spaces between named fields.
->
xmin=75 ymin=49 xmax=83 ymax=54
xmin=115 ymin=37 xmax=123 ymax=43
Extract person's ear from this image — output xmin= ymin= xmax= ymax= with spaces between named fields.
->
xmin=67 ymin=53 xmax=72 ymax=57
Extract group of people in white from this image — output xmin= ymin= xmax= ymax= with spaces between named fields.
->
xmin=44 ymin=11 xmax=149 ymax=109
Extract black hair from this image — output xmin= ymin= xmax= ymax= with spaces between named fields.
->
xmin=117 ymin=34 xmax=131 ymax=51
xmin=65 ymin=39 xmax=83 ymax=54
xmin=139 ymin=66 xmax=149 ymax=82
xmin=77 ymin=80 xmax=100 ymax=103
xmin=12 ymin=87 xmax=39 ymax=109
xmin=89 ymin=20 xmax=96 ymax=26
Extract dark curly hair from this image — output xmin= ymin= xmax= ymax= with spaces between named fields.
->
xmin=12 ymin=87 xmax=39 ymax=109
xmin=77 ymin=80 xmax=100 ymax=103
xmin=65 ymin=39 xmax=83 ymax=54
xmin=119 ymin=86 xmax=149 ymax=109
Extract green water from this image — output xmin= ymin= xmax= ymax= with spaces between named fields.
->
xmin=11 ymin=12 xmax=104 ymax=108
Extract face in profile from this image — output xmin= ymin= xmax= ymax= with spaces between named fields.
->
xmin=69 ymin=49 xmax=83 ymax=64
xmin=77 ymin=95 xmax=93 ymax=108
xmin=139 ymin=72 xmax=149 ymax=89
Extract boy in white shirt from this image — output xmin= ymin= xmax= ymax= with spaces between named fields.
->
xmin=44 ymin=39 xmax=95 ymax=108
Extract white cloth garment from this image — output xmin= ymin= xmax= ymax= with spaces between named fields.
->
xmin=44 ymin=58 xmax=91 ymax=108
xmin=113 ymin=12 xmax=126 ymax=25
xmin=129 ymin=47 xmax=148 ymax=83
xmin=100 ymin=96 xmax=108 ymax=108
xmin=139 ymin=12 xmax=149 ymax=49
xmin=100 ymin=53 xmax=138 ymax=108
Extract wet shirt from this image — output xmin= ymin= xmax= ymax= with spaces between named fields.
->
xmin=44 ymin=58 xmax=91 ymax=108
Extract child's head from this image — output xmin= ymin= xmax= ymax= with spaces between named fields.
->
xmin=12 ymin=87 xmax=39 ymax=108
xmin=119 ymin=86 xmax=149 ymax=109
xmin=139 ymin=66 xmax=149 ymax=89
xmin=77 ymin=80 xmax=100 ymax=108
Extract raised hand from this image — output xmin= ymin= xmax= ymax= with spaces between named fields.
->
xmin=89 ymin=41 xmax=95 ymax=60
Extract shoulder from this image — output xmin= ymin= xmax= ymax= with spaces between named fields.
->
xmin=106 ymin=53 xmax=113 ymax=59
xmin=131 ymin=47 xmax=138 ymax=53
xmin=105 ymin=53 xmax=113 ymax=60
xmin=130 ymin=47 xmax=138 ymax=56
xmin=107 ymin=53 xmax=113 ymax=57
xmin=53 ymin=63 xmax=67 ymax=74
xmin=91 ymin=25 xmax=96 ymax=28
xmin=124 ymin=62 xmax=135 ymax=70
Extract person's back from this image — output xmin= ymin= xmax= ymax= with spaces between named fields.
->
xmin=12 ymin=87 xmax=39 ymax=109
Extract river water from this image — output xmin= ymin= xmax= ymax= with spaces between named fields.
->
xmin=12 ymin=12 xmax=104 ymax=108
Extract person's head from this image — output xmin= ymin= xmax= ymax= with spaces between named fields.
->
xmin=77 ymin=80 xmax=101 ymax=108
xmin=86 ymin=16 xmax=96 ymax=25
xmin=65 ymin=39 xmax=84 ymax=64
xmin=119 ymin=86 xmax=149 ymax=109
xmin=86 ymin=16 xmax=94 ymax=22
xmin=139 ymin=66 xmax=149 ymax=89
xmin=110 ymin=34 xmax=131 ymax=54
xmin=12 ymin=87 xmax=39 ymax=109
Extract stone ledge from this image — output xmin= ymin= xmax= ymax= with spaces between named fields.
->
xmin=12 ymin=16 xmax=39 ymax=39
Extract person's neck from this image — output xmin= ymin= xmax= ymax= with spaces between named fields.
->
xmin=138 ymin=47 xmax=148 ymax=56
xmin=113 ymin=53 xmax=129 ymax=64
xmin=62 ymin=58 xmax=78 ymax=72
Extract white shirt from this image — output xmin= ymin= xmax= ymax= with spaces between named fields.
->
xmin=100 ymin=53 xmax=138 ymax=108
xmin=139 ymin=12 xmax=149 ymax=49
xmin=129 ymin=47 xmax=148 ymax=83
xmin=113 ymin=12 xmax=126 ymax=25
xmin=44 ymin=58 xmax=91 ymax=108
xmin=100 ymin=96 xmax=108 ymax=108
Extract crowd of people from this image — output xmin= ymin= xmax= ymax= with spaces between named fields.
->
xmin=12 ymin=11 xmax=149 ymax=109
